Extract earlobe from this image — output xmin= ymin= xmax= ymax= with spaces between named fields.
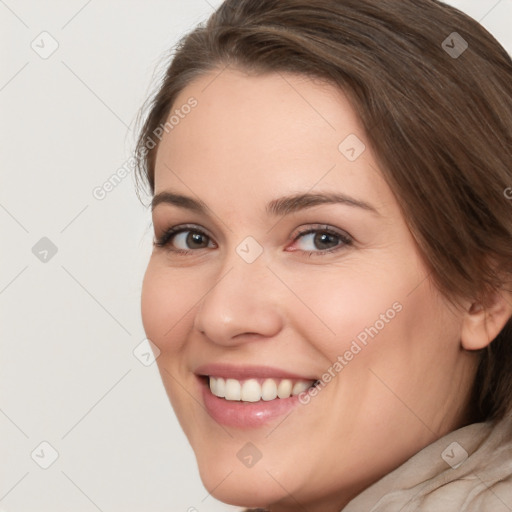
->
xmin=461 ymin=292 xmax=512 ymax=351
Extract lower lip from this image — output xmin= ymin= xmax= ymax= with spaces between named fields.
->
xmin=199 ymin=377 xmax=306 ymax=429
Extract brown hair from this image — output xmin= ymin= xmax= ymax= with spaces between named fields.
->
xmin=134 ymin=0 xmax=512 ymax=421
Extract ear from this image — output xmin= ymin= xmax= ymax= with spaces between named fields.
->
xmin=461 ymin=289 xmax=512 ymax=351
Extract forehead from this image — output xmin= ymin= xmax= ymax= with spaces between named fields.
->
xmin=153 ymin=67 xmax=393 ymax=214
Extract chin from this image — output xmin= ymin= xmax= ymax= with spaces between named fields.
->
xmin=196 ymin=462 xmax=278 ymax=508
xmin=192 ymin=443 xmax=297 ymax=509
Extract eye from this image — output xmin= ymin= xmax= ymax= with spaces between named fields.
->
xmin=291 ymin=225 xmax=352 ymax=256
xmin=153 ymin=223 xmax=352 ymax=257
xmin=153 ymin=224 xmax=216 ymax=253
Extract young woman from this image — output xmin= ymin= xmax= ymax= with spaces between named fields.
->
xmin=135 ymin=1 xmax=512 ymax=510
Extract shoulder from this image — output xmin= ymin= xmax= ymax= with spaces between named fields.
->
xmin=343 ymin=413 xmax=512 ymax=511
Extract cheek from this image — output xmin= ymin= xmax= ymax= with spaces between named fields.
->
xmin=140 ymin=262 xmax=195 ymax=353
xmin=140 ymin=263 xmax=198 ymax=416
xmin=140 ymin=264 xmax=165 ymax=343
xmin=286 ymin=261 xmax=415 ymax=360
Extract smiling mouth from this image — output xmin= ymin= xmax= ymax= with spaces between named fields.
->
xmin=205 ymin=376 xmax=318 ymax=402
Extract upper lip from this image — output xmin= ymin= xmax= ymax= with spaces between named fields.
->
xmin=194 ymin=363 xmax=317 ymax=381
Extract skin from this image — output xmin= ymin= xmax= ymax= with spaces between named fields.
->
xmin=141 ymin=67 xmax=511 ymax=511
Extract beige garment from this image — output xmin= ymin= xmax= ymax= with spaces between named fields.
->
xmin=342 ymin=413 xmax=512 ymax=511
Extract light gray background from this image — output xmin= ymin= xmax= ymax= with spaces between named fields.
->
xmin=1 ymin=1 xmax=511 ymax=511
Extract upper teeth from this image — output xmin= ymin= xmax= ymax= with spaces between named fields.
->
xmin=208 ymin=376 xmax=314 ymax=402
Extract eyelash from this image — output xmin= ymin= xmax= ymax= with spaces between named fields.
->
xmin=153 ymin=223 xmax=353 ymax=257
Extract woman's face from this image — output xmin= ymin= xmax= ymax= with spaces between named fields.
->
xmin=141 ymin=67 xmax=479 ymax=511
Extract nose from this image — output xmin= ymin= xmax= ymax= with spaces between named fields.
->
xmin=193 ymin=255 xmax=284 ymax=346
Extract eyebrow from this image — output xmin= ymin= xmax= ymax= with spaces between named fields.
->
xmin=151 ymin=191 xmax=380 ymax=216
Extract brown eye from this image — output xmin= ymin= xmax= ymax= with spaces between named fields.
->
xmin=154 ymin=226 xmax=215 ymax=252
xmin=293 ymin=226 xmax=352 ymax=255
xmin=182 ymin=231 xmax=210 ymax=249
